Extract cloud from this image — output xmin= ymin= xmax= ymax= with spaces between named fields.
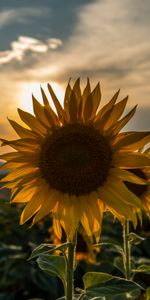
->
xmin=1 ymin=0 xmax=150 ymax=86
xmin=47 ymin=38 xmax=63 ymax=50
xmin=0 ymin=36 xmax=63 ymax=64
xmin=57 ymin=0 xmax=150 ymax=77
xmin=0 ymin=0 xmax=150 ymax=138
xmin=28 ymin=0 xmax=150 ymax=106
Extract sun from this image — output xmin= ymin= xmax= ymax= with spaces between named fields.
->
xmin=20 ymin=81 xmax=64 ymax=114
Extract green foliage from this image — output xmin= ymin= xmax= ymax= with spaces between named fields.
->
xmin=37 ymin=254 xmax=66 ymax=289
xmin=28 ymin=242 xmax=69 ymax=260
xmin=128 ymin=233 xmax=146 ymax=245
xmin=113 ymin=256 xmax=125 ymax=276
xmin=132 ymin=265 xmax=150 ymax=274
xmin=0 ymin=188 xmax=150 ymax=300
xmin=0 ymin=196 xmax=64 ymax=299
xmin=82 ymin=272 xmax=141 ymax=300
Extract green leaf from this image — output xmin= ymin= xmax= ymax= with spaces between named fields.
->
xmin=132 ymin=264 xmax=150 ymax=274
xmin=28 ymin=242 xmax=69 ymax=260
xmin=113 ymin=256 xmax=125 ymax=275
xmin=83 ymin=272 xmax=141 ymax=300
xmin=94 ymin=242 xmax=123 ymax=254
xmin=37 ymin=254 xmax=66 ymax=289
xmin=127 ymin=233 xmax=145 ymax=245
xmin=83 ymin=272 xmax=113 ymax=290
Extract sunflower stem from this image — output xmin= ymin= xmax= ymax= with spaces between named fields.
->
xmin=123 ymin=220 xmax=131 ymax=280
xmin=66 ymin=240 xmax=75 ymax=300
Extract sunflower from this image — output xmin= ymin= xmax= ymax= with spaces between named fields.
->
xmin=0 ymin=78 xmax=150 ymax=242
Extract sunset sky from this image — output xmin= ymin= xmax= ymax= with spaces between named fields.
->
xmin=0 ymin=0 xmax=150 ymax=153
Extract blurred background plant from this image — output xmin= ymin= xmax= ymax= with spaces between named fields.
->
xmin=0 ymin=169 xmax=150 ymax=300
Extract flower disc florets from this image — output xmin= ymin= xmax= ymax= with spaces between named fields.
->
xmin=39 ymin=124 xmax=112 ymax=196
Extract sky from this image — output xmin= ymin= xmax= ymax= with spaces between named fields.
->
xmin=0 ymin=0 xmax=150 ymax=153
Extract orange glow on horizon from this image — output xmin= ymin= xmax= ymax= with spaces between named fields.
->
xmin=20 ymin=81 xmax=65 ymax=114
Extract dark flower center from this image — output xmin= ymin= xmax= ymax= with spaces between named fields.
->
xmin=39 ymin=124 xmax=112 ymax=196
xmin=125 ymin=169 xmax=148 ymax=197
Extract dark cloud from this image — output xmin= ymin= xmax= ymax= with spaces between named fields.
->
xmin=0 ymin=0 xmax=92 ymax=51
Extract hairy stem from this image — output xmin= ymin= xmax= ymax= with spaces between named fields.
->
xmin=123 ymin=220 xmax=131 ymax=280
xmin=66 ymin=240 xmax=75 ymax=300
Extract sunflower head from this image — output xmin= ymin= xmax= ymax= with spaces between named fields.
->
xmin=0 ymin=78 xmax=150 ymax=241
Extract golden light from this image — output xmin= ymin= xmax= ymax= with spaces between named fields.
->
xmin=20 ymin=81 xmax=65 ymax=114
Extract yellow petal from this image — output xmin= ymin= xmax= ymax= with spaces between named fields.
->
xmin=32 ymin=95 xmax=50 ymax=127
xmin=0 ymin=138 xmax=40 ymax=152
xmin=104 ymin=97 xmax=128 ymax=130
xmin=47 ymin=83 xmax=66 ymax=123
xmin=83 ymin=94 xmax=93 ymax=122
xmin=32 ymin=189 xmax=57 ymax=225
xmin=94 ymin=106 xmax=113 ymax=131
xmin=44 ymin=106 xmax=59 ymax=127
xmin=82 ymin=78 xmax=91 ymax=104
xmin=1 ymin=171 xmax=40 ymax=189
xmin=73 ymin=78 xmax=82 ymax=106
xmin=1 ymin=166 xmax=39 ymax=182
xmin=106 ymin=177 xmax=142 ymax=208
xmin=11 ymin=185 xmax=38 ymax=203
xmin=113 ymin=152 xmax=150 ymax=168
xmin=110 ymin=168 xmax=147 ymax=185
xmin=20 ymin=186 xmax=46 ymax=224
xmin=64 ymin=81 xmax=72 ymax=116
xmin=60 ymin=194 xmax=80 ymax=241
xmin=0 ymin=161 xmax=30 ymax=171
xmin=41 ymin=87 xmax=59 ymax=126
xmin=113 ymin=131 xmax=150 ymax=151
xmin=40 ymin=86 xmax=50 ymax=106
xmin=8 ymin=119 xmax=37 ymax=139
xmin=87 ymin=192 xmax=101 ymax=222
xmin=93 ymin=219 xmax=102 ymax=243
xmin=95 ymin=89 xmax=120 ymax=121
xmin=16 ymin=171 xmax=41 ymax=186
xmin=0 ymin=152 xmax=21 ymax=162
xmin=90 ymin=82 xmax=101 ymax=119
xmin=87 ymin=196 xmax=103 ymax=243
xmin=73 ymin=78 xmax=83 ymax=122
xmin=53 ymin=198 xmax=65 ymax=239
xmin=69 ymin=90 xmax=78 ymax=123
xmin=99 ymin=185 xmax=137 ymax=222
xmin=108 ymin=105 xmax=137 ymax=136
xmin=80 ymin=212 xmax=93 ymax=239
xmin=53 ymin=217 xmax=62 ymax=240
xmin=0 ymin=152 xmax=38 ymax=165
xmin=18 ymin=108 xmax=46 ymax=136
xmin=79 ymin=195 xmax=98 ymax=239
